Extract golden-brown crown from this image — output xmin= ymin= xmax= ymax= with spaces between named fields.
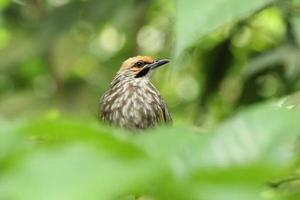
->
xmin=119 ymin=56 xmax=155 ymax=72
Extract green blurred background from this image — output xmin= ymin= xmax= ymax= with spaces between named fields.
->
xmin=1 ymin=0 xmax=299 ymax=126
xmin=1 ymin=0 xmax=300 ymax=200
xmin=0 ymin=0 xmax=176 ymax=122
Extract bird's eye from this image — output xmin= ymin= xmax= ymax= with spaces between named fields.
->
xmin=135 ymin=61 xmax=145 ymax=67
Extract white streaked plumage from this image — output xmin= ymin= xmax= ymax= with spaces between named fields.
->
xmin=99 ymin=56 xmax=172 ymax=130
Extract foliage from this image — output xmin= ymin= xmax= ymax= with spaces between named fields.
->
xmin=176 ymin=0 xmax=273 ymax=54
xmin=0 ymin=102 xmax=300 ymax=200
xmin=1 ymin=0 xmax=300 ymax=199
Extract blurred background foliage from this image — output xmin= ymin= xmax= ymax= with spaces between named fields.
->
xmin=1 ymin=0 xmax=300 ymax=199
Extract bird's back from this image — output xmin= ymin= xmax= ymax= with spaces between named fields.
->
xmin=99 ymin=76 xmax=171 ymax=129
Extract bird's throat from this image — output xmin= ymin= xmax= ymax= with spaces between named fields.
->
xmin=135 ymin=67 xmax=150 ymax=78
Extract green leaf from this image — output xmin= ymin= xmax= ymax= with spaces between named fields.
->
xmin=136 ymin=102 xmax=300 ymax=171
xmin=175 ymin=0 xmax=273 ymax=55
xmin=19 ymin=117 xmax=145 ymax=159
xmin=1 ymin=101 xmax=300 ymax=200
xmin=242 ymin=46 xmax=290 ymax=78
xmin=292 ymin=16 xmax=300 ymax=46
xmin=134 ymin=102 xmax=300 ymax=199
xmin=207 ymin=102 xmax=300 ymax=168
xmin=0 ymin=144 xmax=157 ymax=200
xmin=294 ymin=0 xmax=300 ymax=5
xmin=0 ymin=0 xmax=10 ymax=10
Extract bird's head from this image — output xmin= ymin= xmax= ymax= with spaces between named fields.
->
xmin=118 ymin=56 xmax=169 ymax=78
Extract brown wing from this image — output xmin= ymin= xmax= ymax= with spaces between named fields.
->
xmin=98 ymin=90 xmax=112 ymax=122
xmin=158 ymin=96 xmax=172 ymax=124
xmin=147 ymin=82 xmax=172 ymax=125
xmin=98 ymin=94 xmax=106 ymax=121
xmin=98 ymin=75 xmax=122 ymax=122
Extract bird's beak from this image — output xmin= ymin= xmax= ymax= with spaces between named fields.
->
xmin=147 ymin=59 xmax=170 ymax=70
xmin=135 ymin=59 xmax=169 ymax=78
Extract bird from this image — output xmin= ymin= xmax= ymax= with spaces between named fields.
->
xmin=99 ymin=56 xmax=172 ymax=130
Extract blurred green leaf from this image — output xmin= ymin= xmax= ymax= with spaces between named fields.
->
xmin=294 ymin=0 xmax=300 ymax=5
xmin=19 ymin=117 xmax=146 ymax=159
xmin=292 ymin=16 xmax=300 ymax=46
xmin=0 ymin=144 xmax=157 ymax=200
xmin=175 ymin=0 xmax=273 ymax=55
xmin=136 ymin=101 xmax=300 ymax=170
xmin=281 ymin=91 xmax=300 ymax=108
xmin=134 ymin=102 xmax=300 ymax=199
xmin=0 ymin=101 xmax=300 ymax=200
xmin=243 ymin=46 xmax=294 ymax=76
xmin=0 ymin=0 xmax=9 ymax=10
xmin=0 ymin=120 xmax=24 ymax=160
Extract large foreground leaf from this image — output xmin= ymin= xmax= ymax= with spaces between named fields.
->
xmin=135 ymin=101 xmax=300 ymax=199
xmin=0 ymin=101 xmax=300 ymax=200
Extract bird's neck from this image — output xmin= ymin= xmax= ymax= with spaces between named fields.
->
xmin=110 ymin=73 xmax=150 ymax=89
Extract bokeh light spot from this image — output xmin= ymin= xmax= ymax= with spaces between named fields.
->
xmin=90 ymin=26 xmax=125 ymax=60
xmin=99 ymin=26 xmax=125 ymax=54
xmin=0 ymin=28 xmax=11 ymax=49
xmin=47 ymin=0 xmax=70 ymax=7
xmin=0 ymin=0 xmax=10 ymax=9
xmin=44 ymin=108 xmax=60 ymax=120
xmin=175 ymin=76 xmax=199 ymax=101
xmin=137 ymin=25 xmax=164 ymax=53
xmin=232 ymin=27 xmax=252 ymax=48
